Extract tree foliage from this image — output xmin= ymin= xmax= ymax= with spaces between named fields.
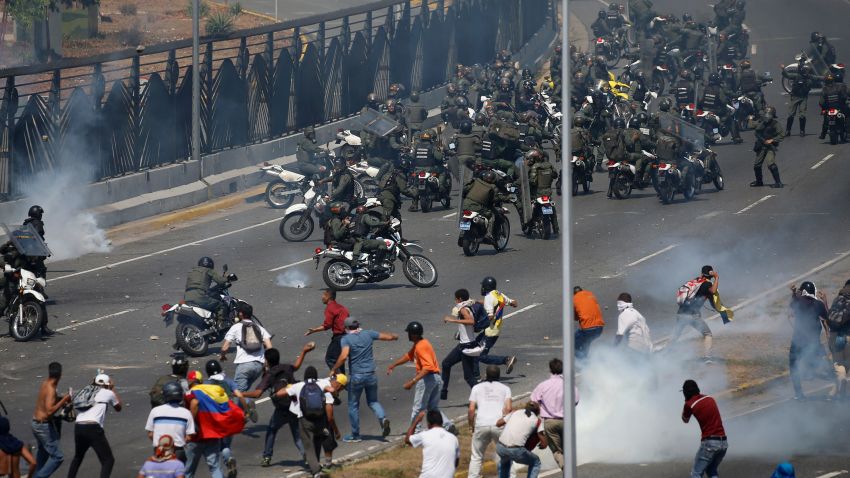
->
xmin=7 ymin=0 xmax=100 ymax=28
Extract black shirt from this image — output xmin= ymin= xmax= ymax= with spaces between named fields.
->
xmin=678 ymin=280 xmax=713 ymax=315
xmin=791 ymin=296 xmax=828 ymax=345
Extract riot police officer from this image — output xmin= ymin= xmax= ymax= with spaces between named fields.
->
xmin=295 ymin=127 xmax=327 ymax=177
xmin=701 ymin=73 xmax=743 ymax=143
xmin=412 ymin=131 xmax=449 ymax=195
xmin=786 ymin=64 xmax=814 ymax=137
xmin=451 ymin=120 xmax=482 ymax=174
xmin=526 ymin=149 xmax=560 ymax=235
xmin=819 ymin=74 xmax=848 ymax=140
xmin=591 ymin=10 xmax=613 ymax=38
xmin=737 ymin=60 xmax=766 ymax=114
xmin=749 ymin=106 xmax=784 ymax=188
xmin=405 ymin=91 xmax=427 ymax=136
xmin=674 ymin=70 xmax=696 ymax=110
xmin=379 ymin=157 xmax=419 ymax=216
xmin=184 ymin=257 xmax=234 ymax=325
xmin=461 ymin=170 xmax=507 ymax=240
xmin=23 ymin=205 xmax=45 ymax=238
xmin=810 ymin=32 xmax=837 ymax=66
xmin=326 ymin=157 xmax=356 ymax=208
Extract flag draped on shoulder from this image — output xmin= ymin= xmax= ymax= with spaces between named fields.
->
xmin=190 ymin=384 xmax=244 ymax=439
xmin=709 ymin=291 xmax=735 ymax=324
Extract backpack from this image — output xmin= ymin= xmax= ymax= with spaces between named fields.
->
xmin=269 ymin=366 xmax=295 ymax=410
xmin=601 ymin=130 xmax=626 ymax=160
xmin=299 ymin=380 xmax=326 ymax=420
xmin=828 ymin=292 xmax=850 ymax=331
xmin=570 ymin=128 xmax=587 ymax=153
xmin=490 ymin=118 xmax=521 ymax=141
xmin=655 ymin=135 xmax=679 ymax=162
xmin=72 ymin=385 xmax=101 ymax=411
xmin=241 ymin=321 xmax=263 ymax=353
xmin=676 ymin=278 xmax=705 ymax=306
xmin=469 ymin=302 xmax=490 ymax=333
xmin=149 ymin=375 xmax=176 ymax=408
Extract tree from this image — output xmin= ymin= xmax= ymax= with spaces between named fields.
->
xmin=6 ymin=0 xmax=50 ymax=28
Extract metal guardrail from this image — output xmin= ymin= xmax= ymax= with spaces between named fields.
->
xmin=0 ymin=0 xmax=552 ymax=197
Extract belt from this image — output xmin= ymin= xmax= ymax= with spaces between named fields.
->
xmin=31 ymin=418 xmax=51 ymax=424
xmin=702 ymin=436 xmax=727 ymax=441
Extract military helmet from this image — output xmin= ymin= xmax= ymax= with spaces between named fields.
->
xmin=419 ymin=131 xmax=433 ymax=142
xmin=474 ymin=114 xmax=487 ymax=126
xmin=481 ymin=170 xmax=496 ymax=184
xmin=198 ymin=256 xmax=214 ymax=268
xmin=708 ymin=73 xmax=721 ymax=85
xmin=367 ymin=92 xmax=378 ymax=103
xmin=573 ymin=115 xmax=587 ymax=128
xmin=740 ymin=60 xmax=751 ymax=70
xmin=333 ymin=156 xmax=347 ymax=169
xmin=447 ymin=83 xmax=458 ymax=95
xmin=28 ymin=205 xmax=44 ymax=220
xmin=598 ymin=9 xmax=607 ymax=19
xmin=825 ymin=73 xmax=835 ymax=84
xmin=613 ymin=117 xmax=626 ymax=129
xmin=634 ymin=112 xmax=649 ymax=127
xmin=386 ymin=99 xmax=397 ymax=111
xmin=303 ymin=126 xmax=315 ymax=136
xmin=525 ymin=148 xmax=545 ymax=163
xmin=499 ymin=77 xmax=512 ymax=89
xmin=454 ymin=96 xmax=469 ymax=108
xmin=763 ymin=105 xmax=776 ymax=119
xmin=659 ymin=97 xmax=673 ymax=111
xmin=459 ymin=120 xmax=473 ymax=134
xmin=811 ymin=31 xmax=823 ymax=43
xmin=329 ymin=202 xmax=347 ymax=216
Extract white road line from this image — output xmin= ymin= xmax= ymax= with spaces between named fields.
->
xmin=811 ymin=153 xmax=835 ymax=170
xmin=504 ymin=303 xmax=542 ymax=318
xmin=268 ymin=258 xmax=314 ymax=272
xmin=596 ymin=0 xmax=609 ymax=5
xmin=49 ymin=217 xmax=283 ymax=283
xmin=817 ymin=471 xmax=849 ymax=478
xmin=735 ymin=195 xmax=774 ymax=214
xmin=55 ymin=308 xmax=138 ymax=332
xmin=751 ymin=44 xmax=757 ymax=55
xmin=442 ymin=211 xmax=457 ymax=218
xmin=626 ymin=244 xmax=677 ymax=268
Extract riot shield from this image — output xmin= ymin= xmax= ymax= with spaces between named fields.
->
xmin=456 ymin=164 xmax=467 ymax=227
xmin=356 ymin=108 xmax=403 ymax=138
xmin=1 ymin=223 xmax=51 ymax=258
xmin=518 ymin=157 xmax=532 ymax=226
xmin=659 ymin=113 xmax=705 ymax=151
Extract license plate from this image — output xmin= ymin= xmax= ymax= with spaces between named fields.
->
xmin=418 ymin=184 xmax=426 ymax=190
xmin=459 ymin=222 xmax=471 ymax=230
xmin=712 ymin=128 xmax=719 ymax=134
xmin=542 ymin=207 xmax=554 ymax=215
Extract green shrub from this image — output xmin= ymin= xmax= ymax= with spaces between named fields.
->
xmin=205 ymin=11 xmax=234 ymax=37
xmin=185 ymin=0 xmax=210 ymax=18
xmin=118 ymin=3 xmax=137 ymax=15
xmin=228 ymin=2 xmax=242 ymax=16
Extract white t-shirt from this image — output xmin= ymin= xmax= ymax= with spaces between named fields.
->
xmin=498 ymin=411 xmax=543 ymax=448
xmin=145 ymin=403 xmax=196 ymax=447
xmin=224 ymin=321 xmax=272 ymax=364
xmin=75 ymin=389 xmax=118 ymax=428
xmin=286 ymin=379 xmax=334 ymax=419
xmin=616 ymin=302 xmax=653 ymax=353
xmin=409 ymin=427 xmax=460 ymax=478
xmin=469 ymin=381 xmax=512 ymax=427
xmin=452 ymin=301 xmax=476 ymax=344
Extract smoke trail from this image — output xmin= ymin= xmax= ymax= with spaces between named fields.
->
xmin=276 ymin=269 xmax=309 ymax=288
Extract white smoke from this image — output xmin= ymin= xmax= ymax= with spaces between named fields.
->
xmin=276 ymin=269 xmax=309 ymax=288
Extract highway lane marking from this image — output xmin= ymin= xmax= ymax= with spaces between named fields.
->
xmin=55 ymin=308 xmax=138 ymax=332
xmin=817 ymin=472 xmax=849 ymax=478
xmin=596 ymin=0 xmax=610 ymax=6
xmin=48 ymin=217 xmax=284 ymax=283
xmin=442 ymin=211 xmax=457 ymax=218
xmin=751 ymin=44 xmax=757 ymax=55
xmin=625 ymin=244 xmax=677 ymax=268
xmin=268 ymin=258 xmax=314 ymax=272
xmin=811 ymin=153 xmax=835 ymax=170
xmin=735 ymin=194 xmax=774 ymax=214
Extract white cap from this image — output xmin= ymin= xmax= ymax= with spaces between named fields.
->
xmin=94 ymin=373 xmax=110 ymax=386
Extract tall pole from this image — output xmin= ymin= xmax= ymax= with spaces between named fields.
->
xmin=192 ymin=0 xmax=201 ymax=176
xmin=275 ymin=0 xmax=278 ymax=21
xmin=561 ymin=0 xmax=577 ymax=476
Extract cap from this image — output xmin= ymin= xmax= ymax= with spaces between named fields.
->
xmin=344 ymin=316 xmax=360 ymax=329
xmin=701 ymin=265 xmax=714 ymax=276
xmin=334 ymin=373 xmax=349 ymax=387
xmin=94 ymin=374 xmax=110 ymax=386
xmin=187 ymin=370 xmax=203 ymax=383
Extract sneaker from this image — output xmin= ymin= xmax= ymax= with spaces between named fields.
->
xmin=321 ymin=458 xmax=334 ymax=469
xmin=225 ymin=457 xmax=237 ymax=478
xmin=260 ymin=457 xmax=272 ymax=467
xmin=246 ymin=401 xmax=258 ymax=423
xmin=702 ymin=357 xmax=714 ymax=364
xmin=342 ymin=435 xmax=362 ymax=443
xmin=506 ymin=356 xmax=517 ymax=374
xmin=381 ymin=418 xmax=391 ymax=437
xmin=447 ymin=423 xmax=459 ymax=436
xmin=440 ymin=389 xmax=448 ymax=400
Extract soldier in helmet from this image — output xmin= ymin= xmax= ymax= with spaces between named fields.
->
xmin=461 ymin=170 xmax=509 ymax=240
xmin=785 ymin=62 xmax=814 ymax=137
xmin=701 ymin=73 xmax=743 ymax=143
xmin=24 ymin=205 xmax=45 ymax=238
xmin=737 ymin=60 xmax=767 ymax=115
xmin=405 ymin=91 xmax=427 ymax=137
xmin=184 ymin=257 xmax=234 ymax=325
xmin=450 ymin=119 xmax=481 ymax=176
xmin=411 ymin=131 xmax=449 ymax=202
xmin=385 ymin=99 xmax=406 ymax=127
xmin=378 ymin=155 xmax=419 ymax=218
xmin=295 ymin=126 xmax=328 ymax=178
xmin=748 ymin=105 xmax=784 ymax=188
xmin=819 ymin=73 xmax=848 ymax=140
xmin=526 ymin=149 xmax=559 ymax=235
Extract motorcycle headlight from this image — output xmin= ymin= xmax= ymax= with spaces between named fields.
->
xmin=26 ymin=278 xmax=35 ymax=287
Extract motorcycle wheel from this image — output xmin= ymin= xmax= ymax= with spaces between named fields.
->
xmin=323 ymin=260 xmax=357 ymax=291
xmin=176 ymin=322 xmax=209 ymax=357
xmin=420 ymin=194 xmax=433 ymax=213
xmin=781 ymin=76 xmax=793 ymax=95
xmin=830 ymin=131 xmax=838 ymax=145
xmin=493 ymin=218 xmax=511 ymax=251
xmin=713 ymin=173 xmax=725 ymax=191
xmin=613 ymin=175 xmax=632 ymax=199
xmin=462 ymin=234 xmax=480 ymax=256
xmin=403 ymin=254 xmax=438 ymax=288
xmin=353 ymin=179 xmax=366 ymax=200
xmin=682 ymin=172 xmax=697 ymax=201
xmin=265 ymin=180 xmax=299 ymax=209
xmin=8 ymin=299 xmax=45 ymax=342
xmin=280 ymin=213 xmax=315 ymax=242
xmin=542 ymin=215 xmax=552 ymax=240
xmin=571 ymin=176 xmax=579 ymax=196
xmin=659 ymin=181 xmax=675 ymax=204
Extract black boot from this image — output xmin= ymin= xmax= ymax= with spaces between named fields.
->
xmin=785 ymin=117 xmax=793 ymax=137
xmin=768 ymin=164 xmax=783 ymax=188
xmin=820 ymin=119 xmax=827 ymax=139
xmin=749 ymin=167 xmax=764 ymax=187
xmin=799 ymin=117 xmax=806 ymax=137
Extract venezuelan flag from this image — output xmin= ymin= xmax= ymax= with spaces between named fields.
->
xmin=710 ymin=291 xmax=735 ymax=324
xmin=190 ymin=384 xmax=245 ymax=439
xmin=489 ymin=290 xmax=507 ymax=329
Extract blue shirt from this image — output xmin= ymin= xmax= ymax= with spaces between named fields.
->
xmin=341 ymin=329 xmax=381 ymax=375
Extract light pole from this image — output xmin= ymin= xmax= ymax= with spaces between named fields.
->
xmin=192 ymin=0 xmax=201 ymax=177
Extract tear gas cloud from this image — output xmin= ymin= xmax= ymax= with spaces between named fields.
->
xmin=276 ymin=269 xmax=309 ymax=288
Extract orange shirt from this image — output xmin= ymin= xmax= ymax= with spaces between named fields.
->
xmin=574 ymin=290 xmax=605 ymax=329
xmin=403 ymin=338 xmax=441 ymax=374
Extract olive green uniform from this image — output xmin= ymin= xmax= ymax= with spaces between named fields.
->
xmin=750 ymin=117 xmax=784 ymax=169
xmin=295 ymin=137 xmax=325 ymax=176
xmin=462 ymin=178 xmax=507 ymax=237
xmin=412 ymin=142 xmax=450 ymax=193
xmin=451 ymin=133 xmax=482 ymax=176
xmin=405 ymin=101 xmax=427 ymax=136
xmin=378 ymin=166 xmax=419 ymax=219
xmin=329 ymin=169 xmax=356 ymax=206
xmin=528 ymin=161 xmax=560 ymax=234
xmin=184 ymin=266 xmax=228 ymax=319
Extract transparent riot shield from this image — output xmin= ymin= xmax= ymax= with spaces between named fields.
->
xmin=456 ymin=164 xmax=467 ymax=227
xmin=1 ymin=223 xmax=52 ymax=258
xmin=659 ymin=113 xmax=705 ymax=151
xmin=356 ymin=108 xmax=403 ymax=138
xmin=517 ymin=157 xmax=532 ymax=226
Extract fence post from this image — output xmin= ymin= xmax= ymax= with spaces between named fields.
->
xmin=0 ymin=77 xmax=17 ymax=197
xmin=365 ymin=10 xmax=373 ymax=47
xmin=341 ymin=16 xmax=351 ymax=53
xmin=294 ymin=26 xmax=302 ymax=60
xmin=49 ymin=69 xmax=60 ymax=120
xmin=165 ymin=50 xmax=178 ymax=96
xmin=237 ymin=37 xmax=249 ymax=80
xmin=318 ymin=21 xmax=326 ymax=62
xmin=201 ymin=42 xmax=213 ymax=153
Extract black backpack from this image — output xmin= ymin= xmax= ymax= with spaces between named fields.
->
xmin=269 ymin=365 xmax=295 ymax=410
xmin=299 ymin=380 xmax=326 ymax=420
xmin=828 ymin=292 xmax=850 ymax=332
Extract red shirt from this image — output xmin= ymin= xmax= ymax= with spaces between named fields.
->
xmin=683 ymin=394 xmax=726 ymax=439
xmin=323 ymin=300 xmax=349 ymax=336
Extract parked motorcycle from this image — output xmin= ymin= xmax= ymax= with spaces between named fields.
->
xmin=261 ymin=163 xmax=306 ymax=209
xmin=458 ymin=206 xmax=511 ymax=257
xmin=693 ymin=149 xmax=725 ymax=191
xmin=525 ymin=195 xmax=558 ymax=240
xmin=314 ymin=218 xmax=438 ymax=291
xmin=824 ymin=108 xmax=847 ymax=145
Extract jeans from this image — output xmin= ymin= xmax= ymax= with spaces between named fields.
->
xmin=31 ymin=420 xmax=63 ymax=478
xmin=468 ymin=426 xmax=516 ymax=478
xmin=790 ymin=340 xmax=834 ymax=396
xmin=234 ymin=360 xmax=264 ymax=392
xmin=348 ymin=373 xmax=386 ymax=437
xmin=67 ymin=423 xmax=114 ymax=478
xmin=575 ymin=326 xmax=603 ymax=360
xmin=477 ymin=335 xmax=509 ymax=366
xmin=410 ymin=373 xmax=453 ymax=432
xmin=300 ymin=417 xmax=337 ymax=474
xmin=496 ymin=443 xmax=541 ymax=478
xmin=441 ymin=344 xmax=478 ymax=393
xmin=691 ymin=439 xmax=728 ymax=478
xmin=184 ymin=439 xmax=224 ymax=478
xmin=264 ymin=408 xmax=304 ymax=459
xmin=672 ymin=314 xmax=713 ymax=359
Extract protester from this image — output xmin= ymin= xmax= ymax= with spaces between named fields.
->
xmin=405 ymin=410 xmax=460 ymax=478
xmin=241 ymin=345 xmax=314 ymax=467
xmin=789 ymin=281 xmax=833 ymax=399
xmin=330 ymin=317 xmax=397 ymax=442
xmin=145 ymin=381 xmax=195 ymax=463
xmin=137 ymin=435 xmax=185 ymax=478
xmin=184 ymin=370 xmax=244 ymax=478
xmin=31 ymin=362 xmax=70 ymax=478
xmin=771 ymin=461 xmax=796 ymax=478
xmin=495 ymin=402 xmax=548 ymax=478
xmin=441 ymin=289 xmax=482 ymax=400
xmin=475 ymin=277 xmax=519 ymax=373
xmin=673 ymin=266 xmax=723 ymax=363
xmin=204 ymin=359 xmax=245 ymax=477
xmin=149 ymin=354 xmax=190 ymax=407
xmin=614 ymin=293 xmax=653 ymax=356
xmin=0 ymin=416 xmax=37 ymax=478
xmin=219 ymin=303 xmax=272 ymax=394
xmin=531 ymin=358 xmax=565 ymax=470
xmin=67 ymin=373 xmax=122 ymax=478
xmin=467 ymin=365 xmax=514 ymax=478
xmin=681 ymin=379 xmax=728 ymax=478
xmin=573 ymin=286 xmax=605 ymax=360
xmin=827 ymin=279 xmax=850 ymax=399
xmin=305 ymin=289 xmax=350 ymax=374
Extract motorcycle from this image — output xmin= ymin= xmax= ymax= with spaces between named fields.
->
xmin=314 ymin=218 xmax=438 ymax=291
xmin=261 ymin=163 xmax=306 ymax=209
xmin=4 ymin=266 xmax=48 ymax=342
xmin=162 ymin=266 xmax=253 ymax=357
xmin=335 ymin=129 xmax=365 ymax=162
xmin=693 ymin=149 xmax=725 ymax=191
xmin=526 ymin=195 xmax=558 ymax=240
xmin=607 ymin=159 xmax=636 ymax=199
xmin=347 ymin=158 xmax=382 ymax=197
xmin=695 ymin=106 xmax=735 ymax=144
xmin=595 ymin=36 xmax=623 ymax=68
xmin=650 ymin=151 xmax=697 ymax=204
xmin=279 ymin=180 xmax=329 ymax=242
xmin=781 ymin=52 xmax=846 ymax=93
xmin=824 ymin=108 xmax=847 ymax=145
xmin=571 ymin=155 xmax=592 ymax=196
xmin=411 ymin=168 xmax=451 ymax=212
xmin=458 ymin=205 xmax=511 ymax=257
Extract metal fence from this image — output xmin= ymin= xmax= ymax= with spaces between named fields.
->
xmin=0 ymin=0 xmax=552 ymax=197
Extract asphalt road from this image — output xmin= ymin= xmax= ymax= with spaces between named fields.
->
xmin=0 ymin=0 xmax=848 ymax=477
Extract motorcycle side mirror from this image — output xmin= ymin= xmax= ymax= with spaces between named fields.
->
xmin=222 ymin=264 xmax=228 ymax=273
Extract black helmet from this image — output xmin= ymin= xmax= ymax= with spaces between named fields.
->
xmin=481 ymin=170 xmax=497 ymax=184
xmin=499 ymin=77 xmax=512 ymax=90
xmin=708 ymin=73 xmax=721 ymax=85
xmin=410 ymin=91 xmax=420 ymax=102
xmin=447 ymin=83 xmax=458 ymax=95
xmin=198 ymin=256 xmax=214 ymax=268
xmin=634 ymin=112 xmax=649 ymax=126
xmin=573 ymin=116 xmax=587 ymax=128
xmin=598 ymin=9 xmax=607 ymax=19
xmin=740 ymin=60 xmax=751 ymax=70
xmin=634 ymin=70 xmax=645 ymax=81
xmin=613 ymin=117 xmax=626 ymax=129
xmin=28 ymin=205 xmax=44 ymax=220
xmin=454 ymin=96 xmax=469 ymax=108
xmin=525 ymin=148 xmax=545 ymax=163
xmin=303 ymin=126 xmax=315 ymax=137
xmin=205 ymin=359 xmax=223 ymax=376
xmin=474 ymin=114 xmax=487 ymax=126
xmin=405 ymin=321 xmax=424 ymax=336
xmin=825 ymin=73 xmax=835 ymax=84
xmin=800 ymin=281 xmax=816 ymax=295
xmin=659 ymin=97 xmax=672 ymax=111
xmin=329 ymin=201 xmax=347 ymax=216
xmin=811 ymin=31 xmax=823 ymax=43
xmin=367 ymin=92 xmax=378 ymax=104
xmin=481 ymin=276 xmax=497 ymax=295
xmin=333 ymin=156 xmax=347 ymax=169
xmin=591 ymin=90 xmax=604 ymax=104
xmin=521 ymin=68 xmax=532 ymax=79
xmin=162 ymin=381 xmax=184 ymax=403
xmin=459 ymin=120 xmax=473 ymax=134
